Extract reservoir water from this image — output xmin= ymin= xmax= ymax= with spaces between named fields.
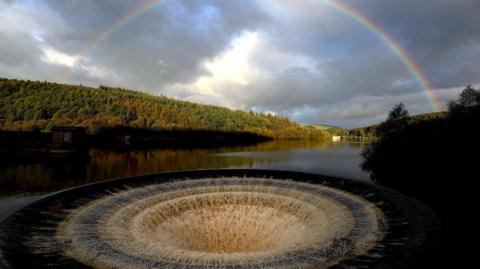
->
xmin=0 ymin=140 xmax=369 ymax=220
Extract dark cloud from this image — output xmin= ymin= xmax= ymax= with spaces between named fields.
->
xmin=345 ymin=0 xmax=480 ymax=87
xmin=0 ymin=0 xmax=478 ymax=128
xmin=40 ymin=0 xmax=271 ymax=89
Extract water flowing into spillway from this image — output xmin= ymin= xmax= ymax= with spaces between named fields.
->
xmin=0 ymin=170 xmax=438 ymax=268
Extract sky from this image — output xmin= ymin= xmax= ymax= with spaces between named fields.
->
xmin=1 ymin=0 xmax=479 ymax=128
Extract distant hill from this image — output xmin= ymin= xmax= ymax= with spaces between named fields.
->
xmin=351 ymin=112 xmax=447 ymax=137
xmin=0 ymin=78 xmax=326 ymax=140
xmin=300 ymin=124 xmax=349 ymax=136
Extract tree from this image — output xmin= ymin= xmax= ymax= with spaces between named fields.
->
xmin=386 ymin=103 xmax=409 ymax=122
xmin=448 ymin=85 xmax=480 ymax=113
xmin=0 ymin=78 xmax=325 ymax=139
xmin=376 ymin=103 xmax=409 ymax=135
xmin=360 ymin=85 xmax=480 ymax=268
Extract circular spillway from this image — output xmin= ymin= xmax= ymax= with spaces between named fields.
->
xmin=0 ymin=170 xmax=438 ymax=268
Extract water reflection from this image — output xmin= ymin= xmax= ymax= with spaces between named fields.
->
xmin=0 ymin=140 xmax=369 ymax=195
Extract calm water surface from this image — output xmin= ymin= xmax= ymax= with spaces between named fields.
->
xmin=0 ymin=140 xmax=369 ymax=220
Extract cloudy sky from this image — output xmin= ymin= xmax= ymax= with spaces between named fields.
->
xmin=1 ymin=0 xmax=479 ymax=128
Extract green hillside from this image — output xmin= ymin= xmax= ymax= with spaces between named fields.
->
xmin=301 ymin=124 xmax=349 ymax=136
xmin=0 ymin=78 xmax=326 ymax=140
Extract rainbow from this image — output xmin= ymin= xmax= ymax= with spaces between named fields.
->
xmin=320 ymin=0 xmax=440 ymax=111
xmin=61 ymin=0 xmax=441 ymax=111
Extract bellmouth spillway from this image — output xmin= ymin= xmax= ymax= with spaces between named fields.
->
xmin=0 ymin=169 xmax=439 ymax=269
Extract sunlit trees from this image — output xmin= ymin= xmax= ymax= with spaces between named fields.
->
xmin=0 ymin=78 xmax=326 ymax=140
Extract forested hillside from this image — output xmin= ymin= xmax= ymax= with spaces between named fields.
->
xmin=301 ymin=124 xmax=349 ymax=136
xmin=0 ymin=78 xmax=326 ymax=139
xmin=350 ymin=111 xmax=447 ymax=137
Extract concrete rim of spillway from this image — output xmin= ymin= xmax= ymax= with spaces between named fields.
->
xmin=0 ymin=169 xmax=440 ymax=269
